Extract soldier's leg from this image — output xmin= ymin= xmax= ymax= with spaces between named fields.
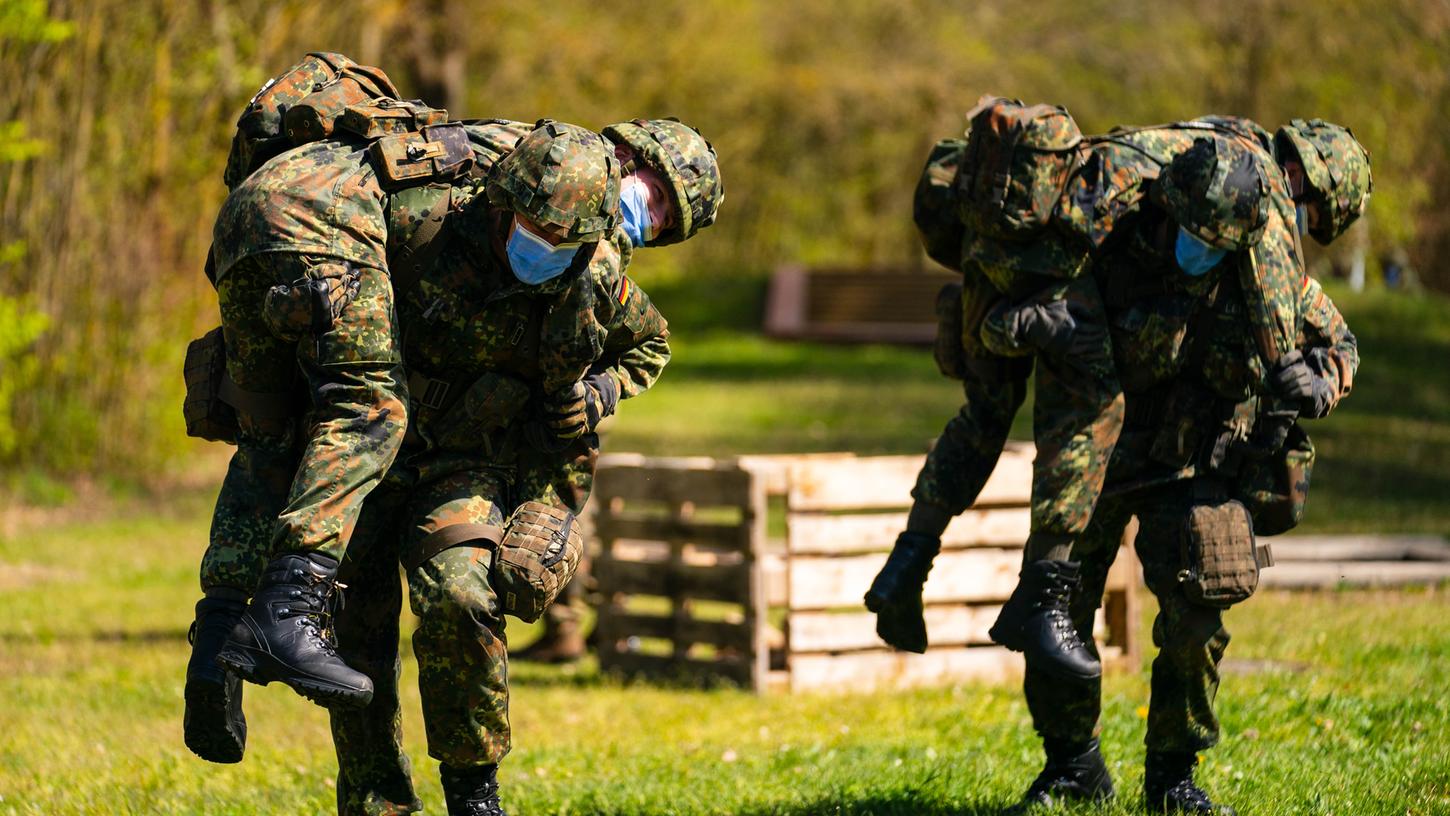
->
xmin=186 ymin=255 xmax=301 ymax=764
xmin=1023 ymin=275 xmax=1124 ymax=548
xmin=869 ymin=271 xmax=1029 ymax=652
xmin=1013 ymin=497 xmax=1130 ymax=808
xmin=1136 ymin=490 xmax=1231 ymax=754
xmin=220 ymin=256 xmax=407 ymax=709
xmin=984 ymin=276 xmax=1122 ymax=679
xmin=1135 ymin=483 xmax=1236 ymax=814
xmin=401 ymin=469 xmax=512 ymax=813
xmin=331 ymin=481 xmax=422 ymax=816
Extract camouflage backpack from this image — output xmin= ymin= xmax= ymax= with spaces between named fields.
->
xmin=223 ymin=52 xmax=401 ymax=190
xmin=914 ymin=137 xmax=969 ymax=271
xmin=955 ymin=95 xmax=1085 ymax=242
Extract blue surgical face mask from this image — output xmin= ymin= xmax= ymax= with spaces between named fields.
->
xmin=1295 ymin=204 xmax=1309 ymax=236
xmin=618 ymin=177 xmax=657 ymax=248
xmin=1174 ymin=227 xmax=1228 ymax=277
xmin=506 ymin=220 xmax=580 ymax=285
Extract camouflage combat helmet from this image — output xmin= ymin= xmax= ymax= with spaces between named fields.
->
xmin=487 ymin=120 xmax=621 ymax=243
xmin=1274 ymin=118 xmax=1373 ymax=245
xmin=601 ymin=118 xmax=723 ymax=246
xmin=1155 ymin=136 xmax=1269 ymax=251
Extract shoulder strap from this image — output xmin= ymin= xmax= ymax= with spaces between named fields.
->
xmin=390 ymin=190 xmax=453 ymax=301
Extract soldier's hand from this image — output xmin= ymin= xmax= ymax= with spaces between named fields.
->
xmin=1270 ymin=350 xmax=1315 ymax=401
xmin=864 ymin=532 xmax=940 ymax=654
xmin=582 ymin=372 xmax=620 ymax=428
xmin=874 ymin=593 xmax=929 ymax=654
xmin=1015 ymin=299 xmax=1107 ymax=359
xmin=541 ymin=382 xmax=589 ymax=440
xmin=1302 ymin=375 xmax=1336 ymax=419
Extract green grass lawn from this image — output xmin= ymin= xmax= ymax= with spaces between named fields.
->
xmin=2 ymin=282 xmax=1447 ymax=814
xmin=2 ymin=500 xmax=1448 ymax=815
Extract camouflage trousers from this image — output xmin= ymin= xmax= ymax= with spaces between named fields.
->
xmin=199 ymin=253 xmax=407 ymax=594
xmin=1023 ymin=480 xmax=1232 ymax=754
xmin=913 ymin=273 xmax=1123 ymax=538
xmin=329 ymin=463 xmax=516 ymax=816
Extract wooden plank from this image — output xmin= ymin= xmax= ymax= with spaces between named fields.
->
xmin=1259 ymin=561 xmax=1450 ymax=589
xmin=599 ymin=612 xmax=755 ymax=651
xmin=596 ymin=515 xmax=749 ymax=552
xmin=763 ymin=552 xmax=788 ymax=607
xmin=789 ymin=605 xmax=1000 ymax=652
xmin=738 ymin=452 xmax=859 ymax=497
xmin=598 ymin=558 xmax=751 ymax=604
xmin=786 ymin=507 xmax=1030 ymax=554
xmin=596 ymin=462 xmax=753 ymax=507
xmin=788 ymin=605 xmax=1111 ymax=654
xmin=787 ymin=646 xmax=1022 ymax=692
xmin=1266 ymin=535 xmax=1450 ymax=563
xmin=785 ymin=445 xmax=1034 ymax=512
xmin=598 ymin=650 xmax=755 ymax=687
xmin=788 ymin=548 xmax=1021 ymax=610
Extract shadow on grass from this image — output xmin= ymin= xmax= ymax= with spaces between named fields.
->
xmin=729 ymin=795 xmax=1020 ymax=816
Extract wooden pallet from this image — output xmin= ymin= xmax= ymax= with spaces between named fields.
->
xmin=592 ymin=456 xmax=770 ymax=689
xmin=592 ymin=446 xmax=1141 ymax=693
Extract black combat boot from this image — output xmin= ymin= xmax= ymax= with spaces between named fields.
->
xmin=1144 ymin=751 xmax=1236 ymax=815
xmin=184 ymin=593 xmax=248 ymax=763
xmin=441 ymin=763 xmax=506 ymax=816
xmin=215 ymin=552 xmax=374 ymax=709
xmin=989 ymin=560 xmax=1102 ymax=680
xmin=1009 ymin=737 xmax=1115 ymax=812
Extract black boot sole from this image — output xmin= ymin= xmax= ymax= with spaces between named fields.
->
xmin=183 ymin=671 xmax=246 ymax=764
xmin=216 ymin=644 xmax=374 ymax=711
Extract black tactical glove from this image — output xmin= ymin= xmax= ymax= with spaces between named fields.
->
xmin=541 ymin=382 xmax=590 ymax=441
xmin=864 ymin=532 xmax=941 ymax=654
xmin=583 ymin=372 xmax=620 ymax=428
xmin=1302 ymin=375 xmax=1335 ymax=419
xmin=1006 ymin=298 xmax=1107 ymax=358
xmin=1269 ymin=349 xmax=1314 ymax=401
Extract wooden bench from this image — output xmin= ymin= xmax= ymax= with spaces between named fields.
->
xmin=763 ymin=265 xmax=959 ymax=344
xmin=591 ymin=445 xmax=1141 ymax=693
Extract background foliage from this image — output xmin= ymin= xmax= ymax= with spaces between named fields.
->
xmin=2 ymin=0 xmax=1448 ymax=477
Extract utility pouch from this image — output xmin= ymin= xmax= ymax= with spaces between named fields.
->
xmin=337 ymin=98 xmax=450 ymax=140
xmin=1177 ymin=498 xmax=1266 ymax=608
xmin=369 ymin=122 xmax=474 ymax=190
xmin=1148 ymin=383 xmax=1213 ymax=470
xmin=283 ymin=67 xmax=403 ymax=144
xmin=262 ymin=261 xmax=363 ymax=341
xmin=493 ymin=501 xmax=585 ymax=623
xmin=1235 ymin=421 xmax=1315 ymax=536
xmin=182 ymin=327 xmax=239 ymax=444
xmin=933 ymin=281 xmax=966 ymax=379
xmin=428 ymin=371 xmax=532 ymax=451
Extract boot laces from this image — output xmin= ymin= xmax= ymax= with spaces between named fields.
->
xmin=279 ymin=569 xmax=346 ymax=654
xmin=1165 ymin=778 xmax=1214 ymax=809
xmin=1041 ymin=583 xmax=1088 ymax=651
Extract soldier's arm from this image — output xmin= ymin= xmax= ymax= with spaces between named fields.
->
xmin=1298 ymin=276 xmax=1358 ymax=415
xmin=1237 ymin=174 xmax=1306 ymax=374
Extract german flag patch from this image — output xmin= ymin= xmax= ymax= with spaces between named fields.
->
xmin=617 ymin=275 xmax=633 ymax=305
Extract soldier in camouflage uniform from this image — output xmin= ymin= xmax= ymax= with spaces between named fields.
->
xmin=183 ymin=127 xmax=419 ymax=763
xmin=1008 ymin=127 xmax=1369 ymax=815
xmin=867 ymin=109 xmax=1315 ymax=682
xmin=324 ymin=119 xmax=721 ymax=816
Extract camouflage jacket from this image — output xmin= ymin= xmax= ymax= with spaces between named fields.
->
xmin=1104 ymin=267 xmax=1356 ymax=490
xmin=213 ymin=139 xmax=390 ymax=277
xmin=396 ymin=209 xmax=668 ymax=470
xmin=1070 ymin=118 xmax=1305 ymax=374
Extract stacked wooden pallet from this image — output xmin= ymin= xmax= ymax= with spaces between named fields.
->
xmin=591 ymin=445 xmax=1141 ymax=693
